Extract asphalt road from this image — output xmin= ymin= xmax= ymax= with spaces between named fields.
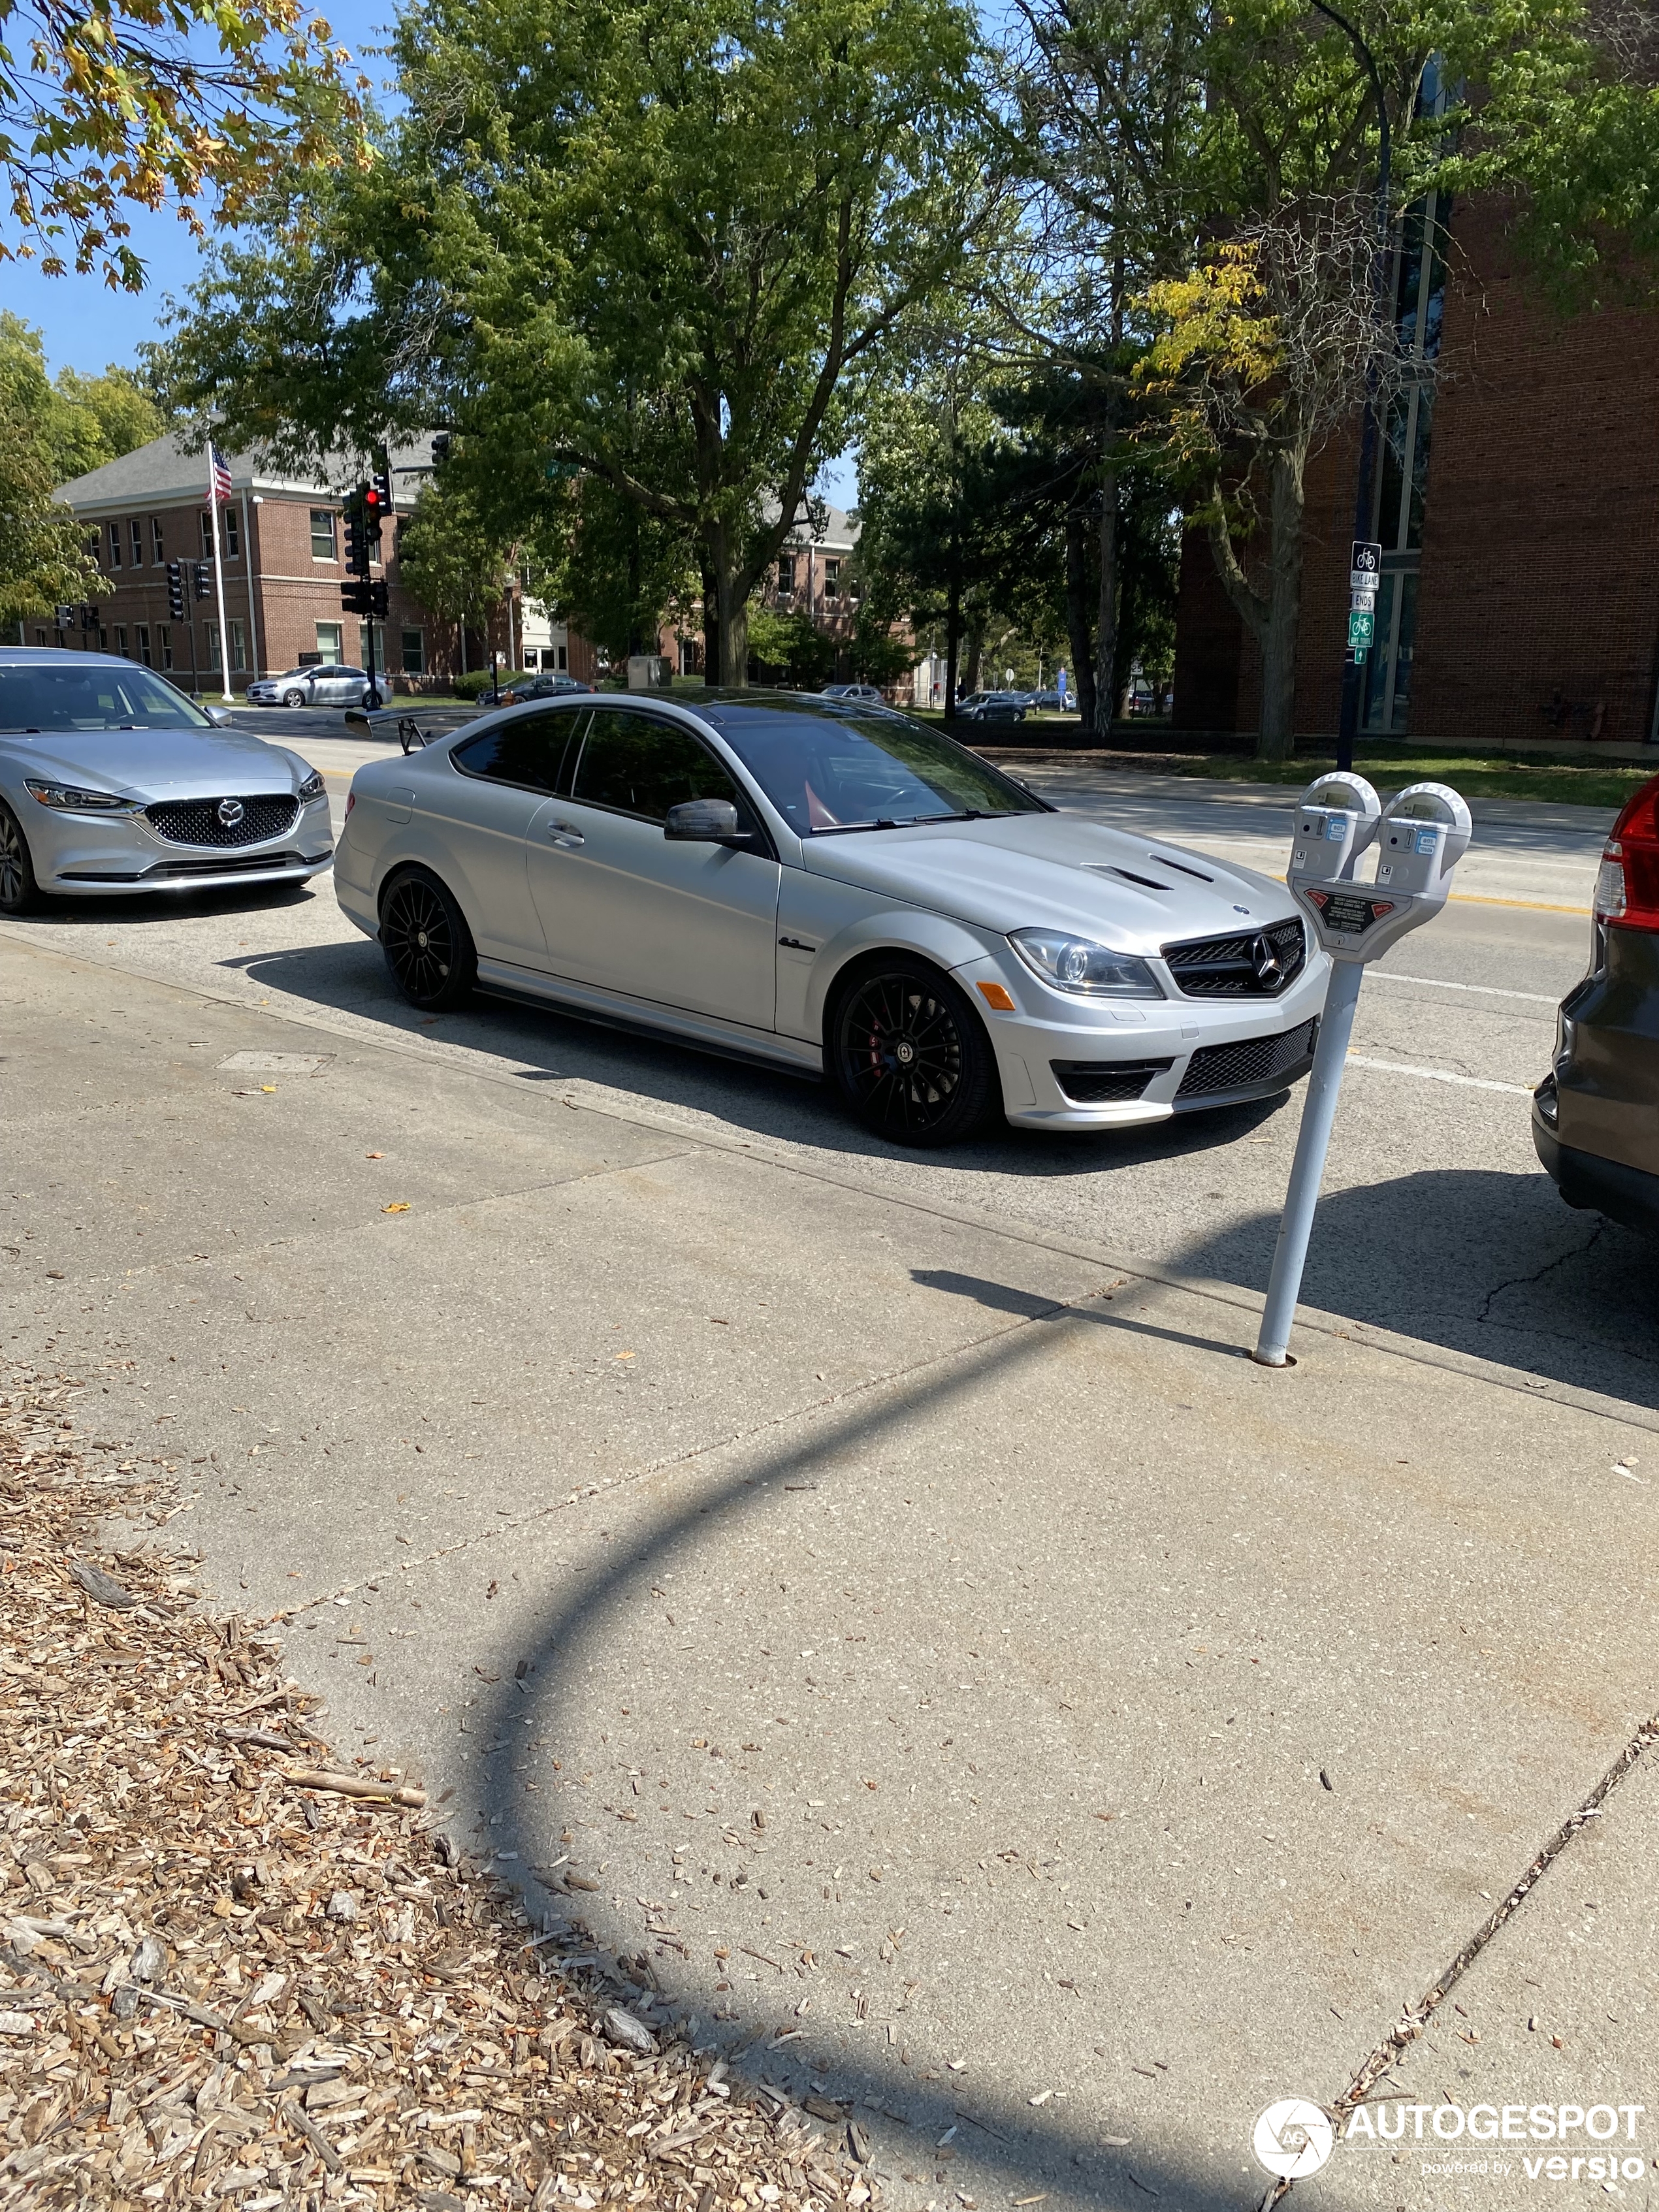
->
xmin=5 ymin=743 xmax=1654 ymax=1413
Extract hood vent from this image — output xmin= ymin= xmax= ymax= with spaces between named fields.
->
xmin=1152 ymin=853 xmax=1214 ymax=884
xmin=1080 ymin=863 xmax=1172 ymax=893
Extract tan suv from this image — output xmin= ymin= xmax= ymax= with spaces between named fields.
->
xmin=1533 ymin=775 xmax=1659 ymax=1234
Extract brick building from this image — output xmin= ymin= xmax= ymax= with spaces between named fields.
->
xmin=45 ymin=434 xmax=598 ymax=694
xmin=1173 ymin=193 xmax=1659 ymax=750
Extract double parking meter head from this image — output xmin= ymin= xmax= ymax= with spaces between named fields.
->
xmin=1289 ymin=775 xmax=1472 ymax=962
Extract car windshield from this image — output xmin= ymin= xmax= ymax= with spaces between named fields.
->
xmin=0 ymin=664 xmax=214 ymax=732
xmin=700 ymin=699 xmax=1044 ymax=834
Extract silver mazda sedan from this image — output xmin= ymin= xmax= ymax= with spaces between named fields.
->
xmin=0 ymin=650 xmax=334 ymax=910
xmin=337 ymin=689 xmax=1330 ymax=1145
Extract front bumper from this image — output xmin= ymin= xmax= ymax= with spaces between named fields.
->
xmin=31 ymin=793 xmax=334 ymax=899
xmin=952 ymin=946 xmax=1330 ymax=1130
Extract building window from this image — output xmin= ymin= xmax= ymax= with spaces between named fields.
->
xmin=823 ymin=557 xmax=841 ymax=594
xmin=359 ymin=622 xmax=387 ymax=671
xmin=87 ymin=524 xmax=101 ymax=564
xmin=108 ymin=525 xmax=121 ymax=570
xmin=223 ymin=505 xmax=239 ymax=560
xmin=158 ymin=624 xmax=173 ymax=670
xmin=204 ymin=619 xmax=247 ymax=671
xmin=98 ymin=626 xmax=108 ymax=647
xmin=558 ymin=644 xmax=568 ymax=669
xmin=152 ymin=516 xmax=165 ymax=560
xmin=114 ymin=625 xmax=129 ymax=656
xmin=200 ymin=511 xmax=214 ymax=557
xmin=401 ymin=627 xmax=425 ymax=674
xmin=315 ymin=621 xmax=343 ymax=660
xmin=130 ymin=519 xmax=144 ymax=567
xmin=135 ymin=624 xmax=152 ymax=665
xmin=777 ymin=553 xmax=796 ymax=596
xmin=35 ymin=629 xmax=47 ymax=646
xmin=311 ymin=509 xmax=337 ymax=560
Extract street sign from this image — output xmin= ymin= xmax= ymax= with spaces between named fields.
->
xmin=1350 ymin=589 xmax=1377 ymax=611
xmin=1348 ymin=607 xmax=1376 ymax=649
xmin=1351 ymin=539 xmax=1382 ymax=577
xmin=1349 ymin=569 xmax=1380 ymax=594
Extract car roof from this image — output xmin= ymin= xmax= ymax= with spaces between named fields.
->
xmin=0 ymin=647 xmax=140 ymax=669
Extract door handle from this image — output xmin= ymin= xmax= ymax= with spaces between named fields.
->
xmin=545 ymin=820 xmax=585 ymax=847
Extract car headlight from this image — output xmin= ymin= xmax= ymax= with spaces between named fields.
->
xmin=25 ymin=779 xmax=142 ymax=812
xmin=1008 ymin=927 xmax=1164 ymax=997
xmin=298 ymin=771 xmax=327 ymax=802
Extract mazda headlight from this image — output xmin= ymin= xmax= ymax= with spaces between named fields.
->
xmin=25 ymin=780 xmax=141 ymax=812
xmin=298 ymin=770 xmax=327 ymax=802
xmin=1009 ymin=927 xmax=1163 ymax=997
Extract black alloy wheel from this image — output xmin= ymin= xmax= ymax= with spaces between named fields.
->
xmin=379 ymin=870 xmax=476 ymax=1010
xmin=832 ymin=961 xmax=999 ymax=1146
xmin=362 ymin=686 xmax=383 ymax=711
xmin=0 ymin=803 xmax=39 ymax=914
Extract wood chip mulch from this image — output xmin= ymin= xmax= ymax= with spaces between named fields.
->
xmin=0 ymin=1366 xmax=871 ymax=2212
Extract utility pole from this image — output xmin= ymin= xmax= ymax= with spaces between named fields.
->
xmin=205 ymin=441 xmax=234 ymax=703
xmin=1310 ymin=0 xmax=1393 ymax=773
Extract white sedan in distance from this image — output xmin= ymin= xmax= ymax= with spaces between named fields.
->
xmin=336 ymin=691 xmax=1329 ymax=1144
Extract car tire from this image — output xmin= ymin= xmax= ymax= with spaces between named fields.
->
xmin=361 ymin=687 xmax=383 ymax=711
xmin=282 ymin=688 xmax=306 ymax=707
xmin=379 ymin=868 xmax=476 ymax=1010
xmin=830 ymin=957 xmax=1000 ymax=1147
xmin=0 ymin=801 xmax=39 ymax=914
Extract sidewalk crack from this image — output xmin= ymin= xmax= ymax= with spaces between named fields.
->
xmin=1262 ymin=1706 xmax=1659 ymax=2208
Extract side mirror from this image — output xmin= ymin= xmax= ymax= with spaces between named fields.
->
xmin=204 ymin=704 xmax=234 ymax=727
xmin=665 ymin=798 xmax=754 ymax=846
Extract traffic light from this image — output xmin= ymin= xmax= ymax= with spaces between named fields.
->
xmin=430 ymin=433 xmax=451 ymax=466
xmin=53 ymin=604 xmax=75 ymax=629
xmin=343 ymin=500 xmax=370 ymax=577
xmin=166 ymin=562 xmax=185 ymax=620
xmin=369 ymin=579 xmax=389 ymax=619
xmin=79 ymin=603 xmax=99 ymax=630
xmin=340 ymin=576 xmax=374 ymax=617
xmin=366 ymin=466 xmax=393 ymax=520
xmin=192 ymin=561 xmax=212 ymax=600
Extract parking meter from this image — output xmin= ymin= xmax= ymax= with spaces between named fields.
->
xmin=1254 ymin=776 xmax=1474 ymax=1366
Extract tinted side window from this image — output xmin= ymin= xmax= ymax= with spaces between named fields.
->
xmin=572 ymin=711 xmax=742 ymax=823
xmin=453 ymin=709 xmax=581 ymax=795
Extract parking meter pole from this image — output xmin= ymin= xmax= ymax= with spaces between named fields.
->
xmin=1252 ymin=960 xmax=1364 ymax=1367
xmin=1254 ymin=771 xmax=1472 ymax=1368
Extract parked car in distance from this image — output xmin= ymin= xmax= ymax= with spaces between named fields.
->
xmin=247 ymin=664 xmax=382 ymax=709
xmin=1534 ymin=773 xmax=1659 ymax=1234
xmin=335 ymin=687 xmax=1327 ymax=1147
xmin=1029 ymin=689 xmax=1076 ymax=713
xmin=498 ymin=672 xmax=595 ymax=706
xmin=822 ymin=683 xmax=886 ymax=705
xmin=0 ymin=648 xmax=333 ymax=910
xmin=954 ymin=692 xmax=1029 ymax=724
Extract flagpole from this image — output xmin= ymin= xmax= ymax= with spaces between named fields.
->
xmin=206 ymin=441 xmax=233 ymax=705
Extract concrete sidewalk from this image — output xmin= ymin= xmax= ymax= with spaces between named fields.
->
xmin=5 ymin=933 xmax=1657 ymax=2212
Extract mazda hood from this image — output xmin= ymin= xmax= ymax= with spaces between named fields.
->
xmin=801 ymin=811 xmax=1296 ymax=953
xmin=0 ymin=726 xmax=306 ymax=799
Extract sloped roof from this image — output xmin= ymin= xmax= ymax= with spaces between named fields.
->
xmin=56 ymin=432 xmax=434 ymax=510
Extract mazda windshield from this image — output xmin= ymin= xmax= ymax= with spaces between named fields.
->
xmin=700 ymin=699 xmax=1046 ymax=835
xmin=0 ymin=664 xmax=214 ymax=732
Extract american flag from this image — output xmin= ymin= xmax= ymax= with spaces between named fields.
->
xmin=208 ymin=443 xmax=233 ymax=506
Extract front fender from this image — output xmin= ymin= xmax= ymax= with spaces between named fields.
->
xmin=803 ymin=907 xmax=1002 ymax=1041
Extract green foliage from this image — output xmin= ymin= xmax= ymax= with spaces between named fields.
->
xmin=394 ymin=479 xmax=509 ymax=628
xmin=745 ymin=603 xmax=837 ymax=687
xmin=449 ymin=667 xmax=529 ymax=700
xmin=847 ymin=615 xmax=918 ymax=688
xmin=532 ymin=478 xmax=700 ymax=666
xmin=158 ymin=0 xmax=997 ymax=682
xmin=0 ymin=315 xmax=116 ymax=622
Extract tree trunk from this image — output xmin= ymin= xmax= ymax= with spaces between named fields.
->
xmin=701 ymin=564 xmax=720 ymax=687
xmin=1064 ymin=505 xmax=1097 ymax=735
xmin=1092 ymin=466 xmax=1119 ymax=742
xmin=1257 ymin=447 xmax=1306 ymax=763
xmin=961 ymin=613 xmax=984 ymax=697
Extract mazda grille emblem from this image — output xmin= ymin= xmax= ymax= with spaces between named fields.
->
xmin=1252 ymin=934 xmax=1284 ymax=989
xmin=216 ymin=797 xmax=246 ymax=827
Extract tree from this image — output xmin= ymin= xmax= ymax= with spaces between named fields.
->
xmin=533 ymin=478 xmax=700 ymax=669
xmin=156 ymin=0 xmax=1000 ymax=684
xmin=745 ymin=604 xmax=838 ymax=688
xmin=0 ymin=315 xmax=141 ymax=622
xmin=1013 ymin=0 xmax=1659 ymax=757
xmin=395 ymin=478 xmax=511 ymax=646
xmin=0 ymin=0 xmax=364 ymax=288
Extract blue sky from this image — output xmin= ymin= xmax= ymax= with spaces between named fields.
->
xmin=8 ymin=0 xmax=858 ymax=507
